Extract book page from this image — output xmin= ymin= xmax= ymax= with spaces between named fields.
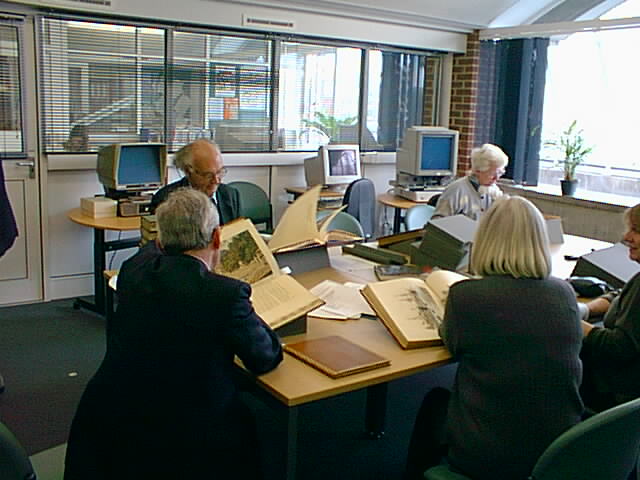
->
xmin=214 ymin=218 xmax=280 ymax=284
xmin=251 ymin=274 xmax=324 ymax=329
xmin=268 ymin=185 xmax=324 ymax=253
xmin=308 ymin=279 xmax=374 ymax=320
xmin=316 ymin=205 xmax=347 ymax=235
xmin=423 ymin=270 xmax=468 ymax=319
xmin=363 ymin=277 xmax=442 ymax=346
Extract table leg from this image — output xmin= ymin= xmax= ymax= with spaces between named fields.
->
xmin=393 ymin=207 xmax=403 ymax=234
xmin=73 ymin=228 xmax=107 ymax=315
xmin=284 ymin=406 xmax=299 ymax=480
xmin=365 ymin=383 xmax=388 ymax=439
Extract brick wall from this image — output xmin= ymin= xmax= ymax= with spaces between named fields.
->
xmin=449 ymin=30 xmax=480 ymax=175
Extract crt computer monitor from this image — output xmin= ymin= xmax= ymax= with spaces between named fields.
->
xmin=97 ymin=143 xmax=167 ymax=197
xmin=396 ymin=126 xmax=459 ymax=179
xmin=304 ymin=144 xmax=362 ymax=189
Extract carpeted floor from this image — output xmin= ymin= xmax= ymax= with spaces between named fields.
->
xmin=0 ymin=298 xmax=456 ymax=479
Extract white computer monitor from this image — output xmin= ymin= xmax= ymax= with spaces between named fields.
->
xmin=304 ymin=144 xmax=362 ymax=189
xmin=97 ymin=143 xmax=167 ymax=197
xmin=396 ymin=126 xmax=459 ymax=178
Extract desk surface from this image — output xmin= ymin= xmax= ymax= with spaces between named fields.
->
xmin=285 ymin=186 xmax=345 ymax=199
xmin=377 ymin=192 xmax=420 ymax=210
xmin=251 ymin=234 xmax=610 ymax=407
xmin=68 ymin=208 xmax=141 ymax=231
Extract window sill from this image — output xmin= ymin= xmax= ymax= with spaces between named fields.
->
xmin=501 ymin=182 xmax=638 ymax=210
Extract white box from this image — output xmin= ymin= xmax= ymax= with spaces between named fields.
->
xmin=80 ymin=196 xmax=117 ymax=218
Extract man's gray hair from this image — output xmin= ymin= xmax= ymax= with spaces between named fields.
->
xmin=471 ymin=195 xmax=551 ymax=279
xmin=156 ymin=188 xmax=219 ymax=254
xmin=471 ymin=143 xmax=509 ymax=173
xmin=173 ymin=139 xmax=220 ymax=173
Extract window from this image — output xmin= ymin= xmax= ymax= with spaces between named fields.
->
xmin=0 ymin=22 xmax=25 ymax=157
xmin=537 ymin=0 xmax=640 ymax=196
xmin=39 ymin=18 xmax=165 ymax=153
xmin=39 ymin=16 xmax=442 ymax=154
xmin=365 ymin=50 xmax=428 ymax=151
xmin=277 ymin=42 xmax=361 ymax=151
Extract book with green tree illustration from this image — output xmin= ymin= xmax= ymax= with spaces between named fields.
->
xmin=215 ymin=218 xmax=323 ymax=330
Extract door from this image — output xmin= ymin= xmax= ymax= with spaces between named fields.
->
xmin=0 ymin=16 xmax=43 ymax=305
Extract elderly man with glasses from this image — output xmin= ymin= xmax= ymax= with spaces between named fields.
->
xmin=150 ymin=138 xmax=240 ymax=224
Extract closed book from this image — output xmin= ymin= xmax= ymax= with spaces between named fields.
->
xmin=284 ymin=335 xmax=390 ymax=378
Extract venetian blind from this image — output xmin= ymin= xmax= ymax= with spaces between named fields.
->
xmin=39 ymin=17 xmax=166 ymax=153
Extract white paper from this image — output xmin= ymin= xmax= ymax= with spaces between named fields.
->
xmin=309 ymin=279 xmax=375 ymax=320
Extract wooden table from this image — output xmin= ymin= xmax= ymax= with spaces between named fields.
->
xmin=67 ymin=208 xmax=141 ymax=316
xmin=285 ymin=185 xmax=345 ymax=210
xmin=245 ymin=235 xmax=611 ymax=478
xmin=377 ymin=192 xmax=420 ymax=234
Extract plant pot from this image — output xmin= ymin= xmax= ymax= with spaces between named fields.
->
xmin=560 ymin=179 xmax=578 ymax=196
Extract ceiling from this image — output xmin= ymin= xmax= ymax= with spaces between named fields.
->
xmin=220 ymin=0 xmax=626 ymax=32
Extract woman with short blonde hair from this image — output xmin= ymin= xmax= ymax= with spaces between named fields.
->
xmin=471 ymin=196 xmax=551 ymax=279
xmin=405 ymin=195 xmax=583 ymax=480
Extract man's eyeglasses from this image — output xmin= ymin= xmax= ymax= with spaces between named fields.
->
xmin=190 ymin=167 xmax=228 ymax=182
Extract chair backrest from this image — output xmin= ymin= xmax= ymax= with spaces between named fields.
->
xmin=530 ymin=397 xmax=640 ymax=480
xmin=317 ymin=210 xmax=365 ymax=238
xmin=0 ymin=421 xmax=36 ymax=480
xmin=404 ymin=204 xmax=436 ymax=231
xmin=227 ymin=181 xmax=273 ymax=232
xmin=342 ymin=178 xmax=376 ymax=239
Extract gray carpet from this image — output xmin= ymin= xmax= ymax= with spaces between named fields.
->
xmin=0 ymin=298 xmax=456 ymax=479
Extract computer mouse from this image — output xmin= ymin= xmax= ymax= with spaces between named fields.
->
xmin=567 ymin=276 xmax=613 ymax=298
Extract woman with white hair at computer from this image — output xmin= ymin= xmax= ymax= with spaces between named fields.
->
xmin=431 ymin=143 xmax=509 ymax=221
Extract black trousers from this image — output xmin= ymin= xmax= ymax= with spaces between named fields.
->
xmin=404 ymin=387 xmax=451 ymax=480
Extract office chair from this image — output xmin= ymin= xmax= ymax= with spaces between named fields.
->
xmin=427 ymin=193 xmax=441 ymax=207
xmin=342 ymin=178 xmax=376 ymax=239
xmin=317 ymin=210 xmax=365 ymax=238
xmin=0 ymin=421 xmax=37 ymax=480
xmin=404 ymin=204 xmax=435 ymax=231
xmin=227 ymin=181 xmax=273 ymax=233
xmin=424 ymin=397 xmax=640 ymax=480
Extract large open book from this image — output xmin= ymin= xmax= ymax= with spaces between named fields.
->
xmin=268 ymin=185 xmax=362 ymax=253
xmin=361 ymin=270 xmax=468 ymax=349
xmin=214 ymin=218 xmax=323 ymax=330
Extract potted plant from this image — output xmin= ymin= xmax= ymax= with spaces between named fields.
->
xmin=552 ymin=120 xmax=593 ymax=196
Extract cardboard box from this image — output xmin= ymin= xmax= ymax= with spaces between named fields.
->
xmin=81 ymin=196 xmax=117 ymax=218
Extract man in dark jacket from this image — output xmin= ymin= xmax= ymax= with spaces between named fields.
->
xmin=64 ymin=188 xmax=283 ymax=480
xmin=150 ymin=138 xmax=240 ymax=224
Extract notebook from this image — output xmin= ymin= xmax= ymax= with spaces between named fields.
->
xmin=284 ymin=335 xmax=391 ymax=379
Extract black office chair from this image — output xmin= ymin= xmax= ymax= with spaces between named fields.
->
xmin=227 ymin=181 xmax=273 ymax=233
xmin=0 ymin=421 xmax=36 ymax=480
xmin=342 ymin=178 xmax=376 ymax=240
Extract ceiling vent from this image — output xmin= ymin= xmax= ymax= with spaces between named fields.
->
xmin=242 ymin=14 xmax=295 ymax=30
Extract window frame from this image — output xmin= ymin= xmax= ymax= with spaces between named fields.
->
xmin=37 ymin=13 xmax=446 ymax=155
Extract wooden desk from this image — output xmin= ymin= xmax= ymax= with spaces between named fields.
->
xmin=377 ymin=193 xmax=420 ymax=234
xmin=285 ymin=185 xmax=345 ymax=210
xmin=68 ymin=208 xmax=141 ymax=316
xmin=246 ymin=235 xmax=611 ymax=479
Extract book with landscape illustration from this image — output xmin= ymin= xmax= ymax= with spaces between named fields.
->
xmin=214 ymin=218 xmax=324 ymax=330
xmin=268 ymin=184 xmax=362 ymax=253
xmin=361 ymin=269 xmax=468 ymax=349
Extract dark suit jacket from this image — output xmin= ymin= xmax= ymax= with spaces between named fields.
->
xmin=64 ymin=244 xmax=282 ymax=479
xmin=150 ymin=177 xmax=241 ymax=225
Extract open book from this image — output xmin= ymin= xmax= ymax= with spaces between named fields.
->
xmin=361 ymin=270 xmax=468 ymax=349
xmin=268 ymin=185 xmax=362 ymax=253
xmin=214 ymin=218 xmax=324 ymax=330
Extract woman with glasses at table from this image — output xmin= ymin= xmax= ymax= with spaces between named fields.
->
xmin=405 ymin=196 xmax=584 ymax=480
xmin=579 ymin=202 xmax=640 ymax=412
xmin=150 ymin=138 xmax=240 ymax=224
xmin=431 ymin=143 xmax=509 ymax=221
